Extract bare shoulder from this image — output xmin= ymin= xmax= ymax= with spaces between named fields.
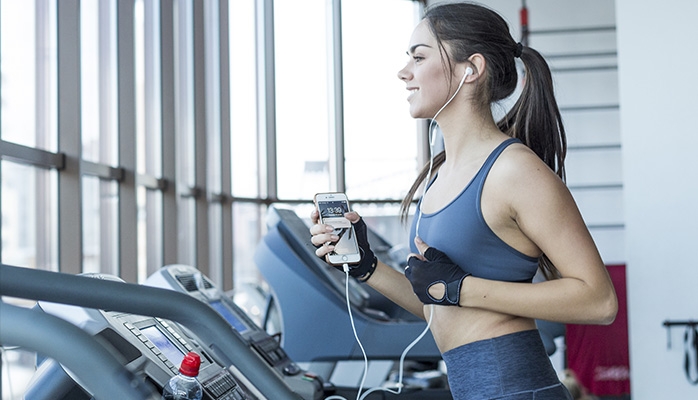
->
xmin=490 ymin=142 xmax=564 ymax=191
xmin=485 ymin=141 xmax=575 ymax=225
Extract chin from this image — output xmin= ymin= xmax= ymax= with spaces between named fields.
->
xmin=408 ymin=107 xmax=428 ymax=119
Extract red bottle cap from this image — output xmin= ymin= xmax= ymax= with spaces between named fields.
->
xmin=179 ymin=352 xmax=201 ymax=377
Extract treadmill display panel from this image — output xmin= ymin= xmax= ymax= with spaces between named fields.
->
xmin=209 ymin=300 xmax=249 ymax=334
xmin=140 ymin=325 xmax=185 ymax=367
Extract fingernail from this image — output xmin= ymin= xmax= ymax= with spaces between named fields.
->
xmin=415 ymin=236 xmax=423 ymax=244
xmin=325 ymin=226 xmax=334 ymax=232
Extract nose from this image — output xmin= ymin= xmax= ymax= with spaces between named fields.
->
xmin=397 ymin=64 xmax=411 ymax=82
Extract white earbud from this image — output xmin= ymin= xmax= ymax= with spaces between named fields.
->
xmin=454 ymin=66 xmax=474 ymax=89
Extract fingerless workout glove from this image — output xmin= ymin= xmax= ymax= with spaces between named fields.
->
xmin=351 ymin=218 xmax=377 ymax=281
xmin=325 ymin=218 xmax=377 ymax=282
xmin=405 ymin=247 xmax=470 ymax=306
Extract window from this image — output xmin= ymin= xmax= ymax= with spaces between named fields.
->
xmin=342 ymin=0 xmax=420 ymax=201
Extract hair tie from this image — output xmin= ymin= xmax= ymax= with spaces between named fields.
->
xmin=514 ymin=42 xmax=523 ymax=58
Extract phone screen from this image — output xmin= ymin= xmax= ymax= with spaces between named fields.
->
xmin=316 ymin=199 xmax=360 ymax=260
xmin=318 ymin=200 xmax=351 ymax=228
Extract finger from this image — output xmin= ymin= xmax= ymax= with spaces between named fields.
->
xmin=314 ymin=243 xmax=335 ymax=258
xmin=310 ymin=209 xmax=320 ymax=224
xmin=414 ymin=236 xmax=430 ymax=255
xmin=406 ymin=252 xmax=425 ymax=263
xmin=344 ymin=211 xmax=361 ymax=223
xmin=407 ymin=254 xmax=428 ymax=269
xmin=310 ymin=231 xmax=340 ymax=247
xmin=309 ymin=222 xmax=335 ymax=236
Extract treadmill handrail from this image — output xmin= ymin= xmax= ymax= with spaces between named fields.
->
xmin=0 ymin=264 xmax=301 ymax=400
xmin=0 ymin=301 xmax=159 ymax=400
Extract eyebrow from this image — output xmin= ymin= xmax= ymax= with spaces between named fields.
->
xmin=407 ymin=43 xmax=431 ymax=55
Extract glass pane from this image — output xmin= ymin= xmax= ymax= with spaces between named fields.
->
xmin=1 ymin=161 xmax=58 ymax=271
xmin=174 ymin=0 xmax=195 ymax=186
xmin=177 ymin=197 xmax=196 ymax=266
xmin=82 ymin=176 xmax=119 ymax=276
xmin=229 ymin=0 xmax=258 ymax=198
xmin=1 ymin=347 xmax=37 ymax=399
xmin=208 ymin=203 xmax=223 ymax=284
xmin=137 ymin=186 xmax=163 ymax=282
xmin=0 ymin=0 xmax=57 ymax=151
xmin=342 ymin=1 xmax=419 ymax=200
xmin=274 ymin=0 xmax=330 ymax=199
xmin=233 ymin=202 xmax=265 ymax=289
xmin=81 ymin=0 xmax=118 ymax=165
xmin=135 ymin=0 xmax=163 ymax=177
xmin=356 ymin=202 xmax=413 ymax=257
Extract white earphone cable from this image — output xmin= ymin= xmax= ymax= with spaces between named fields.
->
xmin=323 ymin=266 xmax=435 ymax=400
xmin=415 ymin=68 xmax=470 ymax=237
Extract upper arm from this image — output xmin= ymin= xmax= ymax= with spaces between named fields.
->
xmin=500 ymin=147 xmax=607 ymax=284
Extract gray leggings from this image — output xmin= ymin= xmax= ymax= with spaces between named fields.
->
xmin=441 ymin=329 xmax=573 ymax=400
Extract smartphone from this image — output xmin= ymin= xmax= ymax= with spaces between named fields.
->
xmin=314 ymin=192 xmax=362 ymax=265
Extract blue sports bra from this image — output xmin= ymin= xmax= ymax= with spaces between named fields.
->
xmin=409 ymin=138 xmax=539 ymax=282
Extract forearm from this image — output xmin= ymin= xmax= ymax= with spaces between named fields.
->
xmin=462 ymin=276 xmax=617 ymax=325
xmin=365 ymin=260 xmax=426 ymax=319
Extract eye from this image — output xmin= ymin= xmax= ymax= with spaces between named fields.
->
xmin=412 ymin=55 xmax=425 ymax=62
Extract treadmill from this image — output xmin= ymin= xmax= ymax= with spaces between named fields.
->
xmin=0 ymin=263 xmax=303 ymax=400
xmin=253 ymin=205 xmax=451 ymax=398
xmin=145 ymin=264 xmax=325 ymax=399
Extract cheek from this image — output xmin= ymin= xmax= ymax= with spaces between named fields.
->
xmin=419 ymin=70 xmax=450 ymax=103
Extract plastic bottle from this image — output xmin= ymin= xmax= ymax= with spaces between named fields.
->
xmin=162 ymin=352 xmax=203 ymax=400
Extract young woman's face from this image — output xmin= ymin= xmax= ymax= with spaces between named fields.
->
xmin=398 ymin=20 xmax=453 ymax=119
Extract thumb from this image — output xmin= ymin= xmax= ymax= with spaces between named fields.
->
xmin=344 ymin=211 xmax=361 ymax=223
xmin=414 ymin=236 xmax=430 ymax=255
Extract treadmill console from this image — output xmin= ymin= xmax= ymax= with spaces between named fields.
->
xmin=106 ymin=312 xmax=255 ymax=400
xmin=145 ymin=265 xmax=323 ymax=400
xmin=34 ymin=287 xmax=264 ymax=400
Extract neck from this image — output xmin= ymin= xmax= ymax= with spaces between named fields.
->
xmin=434 ymin=107 xmax=504 ymax=166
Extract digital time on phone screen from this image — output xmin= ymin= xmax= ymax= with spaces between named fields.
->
xmin=319 ymin=201 xmax=351 ymax=228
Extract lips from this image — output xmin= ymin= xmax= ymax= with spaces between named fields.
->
xmin=407 ymin=87 xmax=419 ymax=101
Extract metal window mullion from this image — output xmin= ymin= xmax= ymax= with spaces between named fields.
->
xmin=56 ymin=0 xmax=83 ymax=274
xmin=327 ymin=0 xmax=345 ymax=193
xmin=257 ymin=0 xmax=276 ymax=200
xmin=173 ymin=0 xmax=195 ymax=264
xmin=0 ymin=140 xmax=65 ymax=169
xmin=143 ymin=0 xmax=164 ymax=277
xmin=193 ymin=0 xmax=209 ymax=277
xmin=116 ymin=0 xmax=138 ymax=283
xmin=160 ymin=0 xmax=177 ymax=267
xmin=216 ymin=0 xmax=233 ymax=291
xmin=36 ymin=0 xmax=55 ymax=271
xmin=203 ymin=0 xmax=223 ymax=285
xmin=97 ymin=0 xmax=118 ymax=277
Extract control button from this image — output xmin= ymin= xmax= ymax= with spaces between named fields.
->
xmin=283 ymin=363 xmax=302 ymax=376
xmin=342 ymin=255 xmax=348 ymax=261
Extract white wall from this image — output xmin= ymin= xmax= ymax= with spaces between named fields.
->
xmin=616 ymin=0 xmax=698 ymax=398
xmin=438 ymin=0 xmax=625 ymax=263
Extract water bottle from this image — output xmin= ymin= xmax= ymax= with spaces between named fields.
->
xmin=162 ymin=352 xmax=204 ymax=400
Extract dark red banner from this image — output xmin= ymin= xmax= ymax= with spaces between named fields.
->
xmin=566 ymin=264 xmax=630 ymax=396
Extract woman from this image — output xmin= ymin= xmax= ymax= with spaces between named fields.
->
xmin=310 ymin=2 xmax=618 ymax=399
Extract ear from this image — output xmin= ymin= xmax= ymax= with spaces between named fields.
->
xmin=464 ymin=53 xmax=486 ymax=82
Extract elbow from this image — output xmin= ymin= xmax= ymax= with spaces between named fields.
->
xmin=595 ymin=291 xmax=618 ymax=325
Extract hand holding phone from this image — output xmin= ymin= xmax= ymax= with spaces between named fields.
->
xmin=314 ymin=192 xmax=362 ymax=265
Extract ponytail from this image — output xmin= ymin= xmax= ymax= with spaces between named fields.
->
xmin=498 ymin=45 xmax=567 ymax=183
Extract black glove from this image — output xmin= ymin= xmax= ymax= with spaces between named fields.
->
xmin=323 ymin=218 xmax=376 ymax=282
xmin=405 ymin=247 xmax=470 ymax=306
